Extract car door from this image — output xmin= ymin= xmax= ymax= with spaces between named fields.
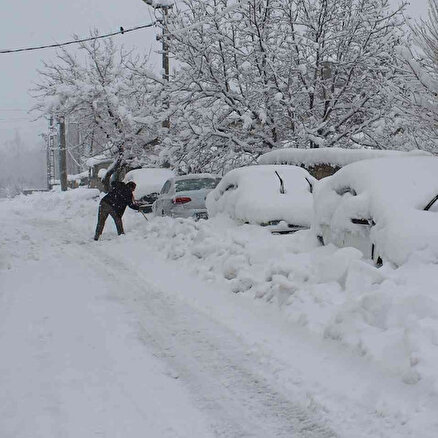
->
xmin=161 ymin=180 xmax=175 ymax=216
xmin=323 ymin=186 xmax=374 ymax=259
xmin=155 ymin=179 xmax=172 ymax=216
xmin=337 ymin=186 xmax=374 ymax=259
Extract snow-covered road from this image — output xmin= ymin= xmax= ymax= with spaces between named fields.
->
xmin=1 ymin=189 xmax=438 ymax=437
xmin=1 ymin=207 xmax=335 ymax=437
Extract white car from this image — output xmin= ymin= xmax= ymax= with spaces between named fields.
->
xmin=206 ymin=165 xmax=316 ymax=233
xmin=313 ymin=156 xmax=438 ymax=266
xmin=152 ymin=174 xmax=221 ymax=219
xmin=124 ymin=168 xmax=175 ymax=212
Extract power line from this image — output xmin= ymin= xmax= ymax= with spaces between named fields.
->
xmin=0 ymin=22 xmax=156 ymax=55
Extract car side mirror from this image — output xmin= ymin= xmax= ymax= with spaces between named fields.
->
xmin=351 ymin=218 xmax=375 ymax=226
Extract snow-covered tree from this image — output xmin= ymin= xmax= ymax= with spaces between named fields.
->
xmin=163 ymin=0 xmax=407 ymax=171
xmin=33 ymin=35 xmax=166 ymax=176
xmin=394 ymin=0 xmax=438 ymax=151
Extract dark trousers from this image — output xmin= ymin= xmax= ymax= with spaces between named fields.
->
xmin=94 ymin=201 xmax=124 ymax=240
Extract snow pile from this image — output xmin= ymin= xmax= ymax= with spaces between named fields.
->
xmin=8 ymin=186 xmax=100 ymax=211
xmin=123 ymin=168 xmax=175 ymax=199
xmin=313 ymin=156 xmax=438 ymax=265
xmin=206 ymin=165 xmax=315 ymax=227
xmin=5 ymin=187 xmax=100 ymax=232
xmin=0 ymin=188 xmax=100 ymax=271
xmin=4 ymin=187 xmax=438 ymax=390
xmin=127 ymin=215 xmax=438 ymax=388
xmin=326 ymin=256 xmax=438 ymax=385
xmin=259 ymin=147 xmax=431 ymax=168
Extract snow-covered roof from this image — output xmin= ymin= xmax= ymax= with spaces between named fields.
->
xmin=313 ymin=156 xmax=438 ymax=265
xmin=67 ymin=171 xmax=88 ymax=182
xmin=207 ymin=165 xmax=315 ymax=227
xmin=258 ymin=147 xmax=431 ymax=168
xmin=146 ymin=0 xmax=174 ymax=7
xmin=123 ymin=168 xmax=175 ymax=199
xmin=97 ymin=168 xmax=107 ymax=179
xmin=85 ymin=155 xmax=113 ymax=167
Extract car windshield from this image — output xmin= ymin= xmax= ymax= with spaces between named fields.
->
xmin=175 ymin=178 xmax=219 ymax=192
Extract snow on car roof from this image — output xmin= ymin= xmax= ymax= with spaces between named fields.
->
xmin=321 ymin=156 xmax=438 ymax=208
xmin=124 ymin=168 xmax=175 ymax=198
xmin=314 ymin=156 xmax=438 ymax=265
xmin=207 ymin=165 xmax=315 ymax=226
xmin=174 ymin=173 xmax=220 ymax=181
xmin=258 ymin=147 xmax=431 ymax=168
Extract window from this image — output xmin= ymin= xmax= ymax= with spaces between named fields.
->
xmin=161 ymin=180 xmax=171 ymax=194
xmin=224 ymin=184 xmax=237 ymax=193
xmin=175 ymin=178 xmax=219 ymax=192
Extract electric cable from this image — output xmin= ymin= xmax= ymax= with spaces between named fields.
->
xmin=0 ymin=22 xmax=156 ymax=55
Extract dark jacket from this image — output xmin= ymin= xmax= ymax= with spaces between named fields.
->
xmin=101 ymin=182 xmax=139 ymax=217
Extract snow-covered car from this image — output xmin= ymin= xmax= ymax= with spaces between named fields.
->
xmin=206 ymin=165 xmax=316 ymax=234
xmin=124 ymin=168 xmax=175 ymax=212
xmin=313 ymin=156 xmax=438 ymax=266
xmin=152 ymin=174 xmax=221 ymax=219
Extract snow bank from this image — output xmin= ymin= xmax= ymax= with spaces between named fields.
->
xmin=313 ymin=156 xmax=438 ymax=265
xmin=122 ymin=215 xmax=438 ymax=389
xmin=206 ymin=165 xmax=315 ymax=227
xmin=5 ymin=187 xmax=438 ymax=390
xmin=123 ymin=168 xmax=175 ymax=199
xmin=5 ymin=187 xmax=100 ymax=229
xmin=259 ymin=147 xmax=430 ymax=168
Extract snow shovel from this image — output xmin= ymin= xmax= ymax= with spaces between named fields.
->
xmin=139 ymin=209 xmax=149 ymax=221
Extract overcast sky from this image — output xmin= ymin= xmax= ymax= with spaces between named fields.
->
xmin=0 ymin=0 xmax=430 ymax=152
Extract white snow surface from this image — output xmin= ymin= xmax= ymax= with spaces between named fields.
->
xmin=206 ymin=165 xmax=315 ymax=226
xmin=174 ymin=172 xmax=219 ymax=181
xmin=313 ymin=156 xmax=438 ymax=265
xmin=2 ymin=187 xmax=438 ymax=437
xmin=67 ymin=170 xmax=88 ymax=182
xmin=97 ymin=168 xmax=107 ymax=179
xmin=123 ymin=168 xmax=175 ymax=199
xmin=85 ymin=155 xmax=112 ymax=167
xmin=258 ymin=146 xmax=431 ymax=168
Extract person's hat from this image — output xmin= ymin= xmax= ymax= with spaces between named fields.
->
xmin=126 ymin=181 xmax=136 ymax=190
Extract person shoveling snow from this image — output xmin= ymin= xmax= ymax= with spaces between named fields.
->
xmin=94 ymin=181 xmax=139 ymax=240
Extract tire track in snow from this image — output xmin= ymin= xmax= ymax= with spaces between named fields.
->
xmin=17 ymin=213 xmax=425 ymax=438
xmin=14 ymin=215 xmax=336 ymax=437
xmin=72 ymin=241 xmax=338 ymax=438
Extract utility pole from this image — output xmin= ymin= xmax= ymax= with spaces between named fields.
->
xmin=46 ymin=116 xmax=57 ymax=190
xmin=58 ymin=116 xmax=68 ymax=191
xmin=141 ymin=0 xmax=173 ymax=128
